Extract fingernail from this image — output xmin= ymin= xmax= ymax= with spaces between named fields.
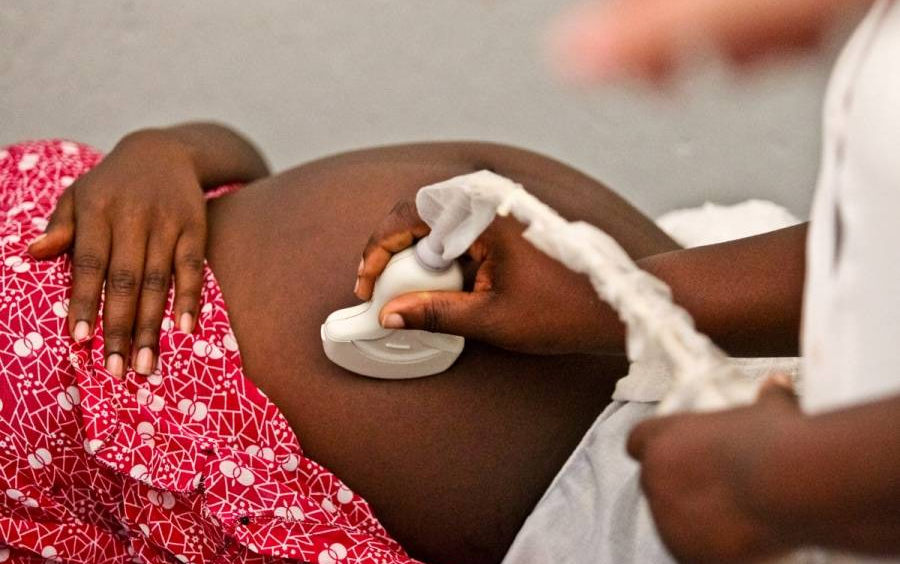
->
xmin=73 ymin=321 xmax=90 ymax=342
xmin=382 ymin=313 xmax=405 ymax=329
xmin=106 ymin=353 xmax=124 ymax=379
xmin=771 ymin=373 xmax=792 ymax=388
xmin=354 ymin=277 xmax=360 ymax=295
xmin=28 ymin=233 xmax=47 ymax=247
xmin=179 ymin=312 xmax=194 ymax=333
xmin=135 ymin=347 xmax=154 ymax=375
xmin=357 ymin=258 xmax=365 ymax=275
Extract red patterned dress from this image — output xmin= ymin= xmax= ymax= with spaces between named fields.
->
xmin=0 ymin=140 xmax=418 ymax=564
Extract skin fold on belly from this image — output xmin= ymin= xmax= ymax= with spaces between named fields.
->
xmin=204 ymin=143 xmax=665 ymax=564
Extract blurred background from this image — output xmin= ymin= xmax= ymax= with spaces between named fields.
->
xmin=1 ymin=1 xmax=854 ymax=217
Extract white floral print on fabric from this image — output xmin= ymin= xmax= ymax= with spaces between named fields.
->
xmin=0 ymin=140 xmax=418 ymax=563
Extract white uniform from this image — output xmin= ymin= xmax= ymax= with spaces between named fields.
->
xmin=502 ymin=1 xmax=900 ymax=561
xmin=803 ymin=0 xmax=900 ymax=414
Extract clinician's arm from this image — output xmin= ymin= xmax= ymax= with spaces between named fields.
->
xmin=361 ymin=201 xmax=806 ymax=357
xmin=638 ymin=223 xmax=807 ymax=356
xmin=628 ymin=381 xmax=900 ymax=562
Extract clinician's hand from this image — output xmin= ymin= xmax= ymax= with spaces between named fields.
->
xmin=355 ymin=199 xmax=625 ymax=355
xmin=627 ymin=375 xmax=804 ymax=563
xmin=551 ymin=0 xmax=860 ymax=83
xmin=28 ymin=131 xmax=207 ymax=378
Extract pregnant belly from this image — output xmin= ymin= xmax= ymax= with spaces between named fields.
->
xmin=205 ymin=165 xmax=625 ymax=564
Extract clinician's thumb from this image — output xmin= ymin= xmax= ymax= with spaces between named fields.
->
xmin=380 ymin=290 xmax=491 ymax=338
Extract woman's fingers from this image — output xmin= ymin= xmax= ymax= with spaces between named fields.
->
xmin=67 ymin=209 xmax=202 ymax=378
xmin=68 ymin=219 xmax=110 ymax=345
xmin=45 ymin=131 xmax=213 ymax=381
xmin=357 ymin=200 xmax=431 ymax=300
xmin=101 ymin=225 xmax=147 ymax=379
xmin=131 ymin=234 xmax=175 ymax=375
xmin=29 ymin=187 xmax=76 ymax=259
xmin=173 ymin=222 xmax=206 ymax=335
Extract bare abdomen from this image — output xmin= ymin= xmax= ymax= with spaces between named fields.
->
xmin=205 ymin=142 xmax=664 ymax=563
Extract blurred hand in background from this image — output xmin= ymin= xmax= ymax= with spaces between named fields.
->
xmin=549 ymin=0 xmax=868 ymax=84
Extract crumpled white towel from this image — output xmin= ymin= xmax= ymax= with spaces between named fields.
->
xmin=657 ymin=199 xmax=801 ymax=247
xmin=613 ymin=199 xmax=803 ymax=404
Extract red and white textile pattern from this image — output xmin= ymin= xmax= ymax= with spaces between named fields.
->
xmin=0 ymin=140 xmax=418 ymax=564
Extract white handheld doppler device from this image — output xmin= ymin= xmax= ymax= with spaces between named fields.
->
xmin=320 ymin=246 xmax=465 ymax=379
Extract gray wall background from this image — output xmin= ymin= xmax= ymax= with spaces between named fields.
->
xmin=1 ymin=1 xmax=852 ymax=217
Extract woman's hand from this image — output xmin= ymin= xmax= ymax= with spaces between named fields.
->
xmin=355 ymin=199 xmax=625 ymax=355
xmin=627 ymin=375 xmax=803 ymax=562
xmin=550 ymin=0 xmax=862 ymax=84
xmin=28 ymin=130 xmax=208 ymax=378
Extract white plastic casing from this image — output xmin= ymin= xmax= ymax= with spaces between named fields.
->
xmin=321 ymin=247 xmax=465 ymax=379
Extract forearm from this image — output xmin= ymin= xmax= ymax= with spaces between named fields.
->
xmin=637 ymin=223 xmax=807 ymax=357
xmin=464 ymin=142 xmax=807 ymax=356
xmin=120 ymin=122 xmax=270 ymax=190
xmin=763 ymin=393 xmax=900 ymax=555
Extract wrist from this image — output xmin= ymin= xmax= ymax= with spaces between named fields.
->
xmin=111 ymin=128 xmax=205 ymax=189
xmin=116 ymin=127 xmax=202 ymax=182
